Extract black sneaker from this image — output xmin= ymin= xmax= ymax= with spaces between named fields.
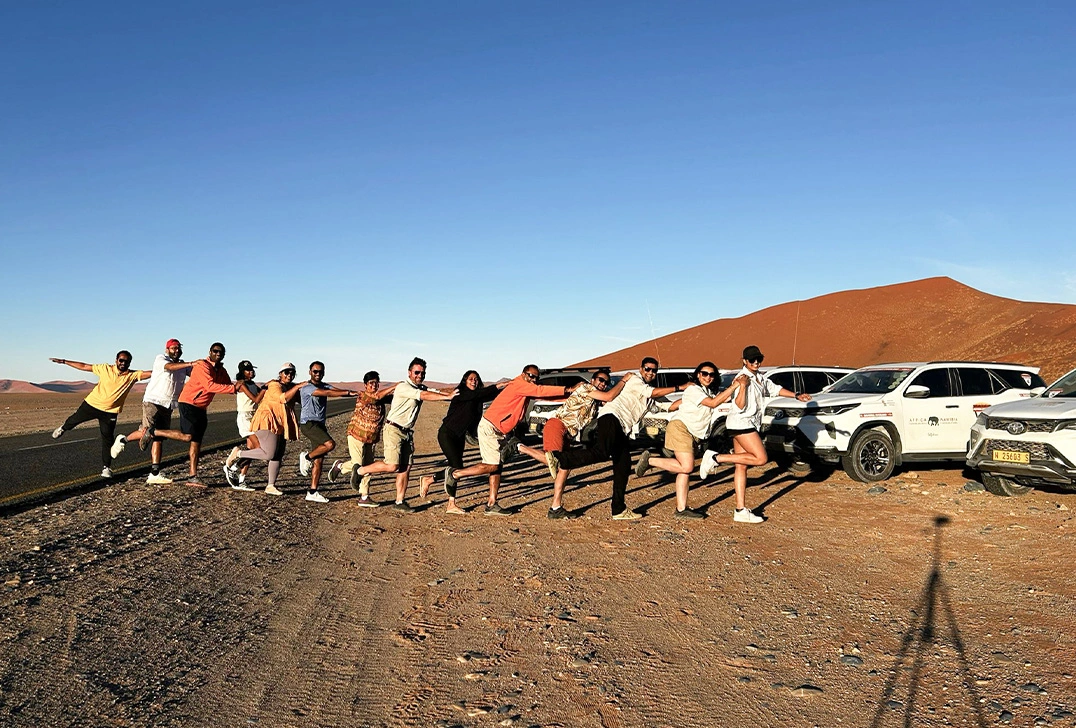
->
xmin=392 ymin=500 xmax=415 ymax=513
xmin=634 ymin=450 xmax=652 ymax=478
xmin=484 ymin=502 xmax=513 ymax=516
xmin=499 ymin=436 xmax=521 ymax=464
xmin=674 ymin=507 xmax=706 ymax=520
xmin=547 ymin=506 xmax=579 ymax=520
xmin=444 ymin=466 xmax=458 ymax=498
xmin=349 ymin=464 xmax=361 ymax=492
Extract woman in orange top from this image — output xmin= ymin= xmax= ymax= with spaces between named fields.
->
xmin=226 ymin=362 xmax=304 ymax=496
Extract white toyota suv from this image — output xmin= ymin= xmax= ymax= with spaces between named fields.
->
xmin=764 ymin=362 xmax=1046 ymax=482
xmin=639 ymin=365 xmax=853 ymax=445
xmin=967 ymin=367 xmax=1076 ymax=496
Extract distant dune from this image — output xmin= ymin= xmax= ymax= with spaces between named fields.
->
xmin=0 ymin=380 xmax=97 ymax=395
xmin=573 ymin=277 xmax=1076 ymax=382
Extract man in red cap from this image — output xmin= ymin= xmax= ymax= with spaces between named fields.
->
xmin=109 ymin=338 xmax=195 ymax=484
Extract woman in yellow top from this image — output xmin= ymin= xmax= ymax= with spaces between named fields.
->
xmin=226 ymin=362 xmax=304 ymax=496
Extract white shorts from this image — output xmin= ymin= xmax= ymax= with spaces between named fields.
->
xmin=237 ymin=412 xmax=254 ymax=438
xmin=477 ymin=417 xmax=506 ymax=465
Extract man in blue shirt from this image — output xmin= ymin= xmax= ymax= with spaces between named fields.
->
xmin=298 ymin=361 xmax=357 ymax=503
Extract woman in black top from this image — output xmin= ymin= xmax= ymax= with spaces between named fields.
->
xmin=438 ymin=370 xmax=506 ymax=514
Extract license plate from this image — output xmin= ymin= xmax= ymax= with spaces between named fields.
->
xmin=992 ymin=449 xmax=1029 ymax=464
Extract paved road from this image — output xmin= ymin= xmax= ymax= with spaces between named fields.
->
xmin=0 ymin=399 xmax=354 ymax=509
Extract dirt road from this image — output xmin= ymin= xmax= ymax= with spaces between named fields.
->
xmin=1 ymin=402 xmax=1074 ymax=727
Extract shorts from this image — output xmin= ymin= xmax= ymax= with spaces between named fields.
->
xmin=726 ymin=426 xmax=759 ymax=437
xmin=382 ymin=423 xmax=414 ymax=468
xmin=237 ymin=412 xmax=254 ymax=438
xmin=477 ymin=417 xmax=506 ymax=465
xmin=664 ymin=419 xmax=698 ymax=453
xmin=301 ymin=420 xmax=332 ymax=447
xmin=142 ymin=402 xmax=172 ymax=432
xmin=179 ymin=403 xmax=208 ymax=444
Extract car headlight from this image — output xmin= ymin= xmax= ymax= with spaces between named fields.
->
xmin=975 ymin=412 xmax=988 ymax=427
xmin=813 ymin=404 xmax=860 ymax=416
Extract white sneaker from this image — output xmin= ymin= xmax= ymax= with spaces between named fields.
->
xmin=299 ymin=451 xmax=311 ymax=477
xmin=225 ymin=446 xmax=240 ymax=469
xmin=305 ymin=490 xmax=329 ymax=503
xmin=223 ymin=465 xmax=240 ymax=487
xmin=52 ymin=426 xmax=64 ymax=439
xmin=231 ymin=481 xmax=256 ymax=492
xmin=733 ymin=508 xmax=764 ymax=524
xmin=101 ymin=467 xmax=113 ymax=479
xmin=264 ymin=484 xmax=283 ymax=496
xmin=328 ymin=459 xmax=342 ymax=483
xmin=110 ymin=435 xmax=126 ymax=459
xmin=699 ymin=449 xmax=719 ymax=479
xmin=147 ymin=472 xmax=172 ymax=484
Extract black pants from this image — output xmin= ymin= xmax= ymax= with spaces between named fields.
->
xmin=437 ymin=424 xmax=467 ymax=497
xmin=554 ymin=414 xmax=632 ymax=515
xmin=63 ymin=401 xmax=118 ymax=467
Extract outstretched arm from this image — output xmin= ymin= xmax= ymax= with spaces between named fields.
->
xmin=699 ymin=375 xmax=748 ymax=408
xmin=419 ymin=389 xmax=454 ymax=402
xmin=588 ymin=376 xmax=628 ymax=403
xmin=50 ymin=358 xmax=93 ymax=373
xmin=164 ymin=360 xmax=195 ymax=373
xmin=311 ymin=387 xmax=357 ymax=397
xmin=374 ymin=382 xmax=400 ymax=400
xmin=779 ymin=387 xmax=811 ymax=402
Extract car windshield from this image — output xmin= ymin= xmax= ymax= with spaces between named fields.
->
xmin=1044 ymin=369 xmax=1076 ymax=398
xmin=828 ymin=368 xmax=913 ymax=394
xmin=719 ymin=372 xmax=738 ymax=389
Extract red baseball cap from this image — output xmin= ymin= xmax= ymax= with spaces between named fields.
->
xmin=166 ymin=339 xmax=182 ymax=348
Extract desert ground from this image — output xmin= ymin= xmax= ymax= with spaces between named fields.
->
xmin=1 ymin=400 xmax=1074 ymax=727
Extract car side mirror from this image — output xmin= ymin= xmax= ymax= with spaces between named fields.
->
xmin=1030 ymin=386 xmax=1046 ymax=397
xmin=904 ymin=384 xmax=931 ymax=399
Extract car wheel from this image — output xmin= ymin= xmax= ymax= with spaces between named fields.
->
xmin=842 ymin=429 xmax=895 ymax=482
xmin=980 ymin=472 xmax=1032 ymax=497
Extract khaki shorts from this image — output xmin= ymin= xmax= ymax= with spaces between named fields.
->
xmin=383 ymin=423 xmax=414 ymax=469
xmin=477 ymin=417 xmax=506 ymax=465
xmin=141 ymin=402 xmax=171 ymax=432
xmin=664 ymin=419 xmax=698 ymax=453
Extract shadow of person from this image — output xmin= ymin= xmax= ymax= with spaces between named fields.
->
xmin=870 ymin=515 xmax=986 ymax=728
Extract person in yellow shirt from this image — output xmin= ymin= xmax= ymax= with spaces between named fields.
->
xmin=50 ymin=351 xmax=150 ymax=479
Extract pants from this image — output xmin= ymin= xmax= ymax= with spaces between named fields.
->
xmin=237 ymin=430 xmax=287 ymax=487
xmin=554 ymin=414 xmax=631 ymax=515
xmin=437 ymin=424 xmax=468 ymax=498
xmin=64 ymin=401 xmax=118 ymax=467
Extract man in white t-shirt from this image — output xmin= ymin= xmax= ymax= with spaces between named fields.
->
xmin=551 ymin=357 xmax=681 ymax=520
xmin=109 ymin=338 xmax=194 ymax=484
xmin=354 ymin=357 xmax=453 ymax=512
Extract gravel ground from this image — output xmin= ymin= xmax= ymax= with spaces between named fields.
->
xmin=2 ymin=401 xmax=1074 ymax=727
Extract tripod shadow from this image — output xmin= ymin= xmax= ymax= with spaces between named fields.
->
xmin=871 ymin=515 xmax=986 ymax=728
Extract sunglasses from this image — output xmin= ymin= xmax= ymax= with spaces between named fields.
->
xmin=281 ymin=369 xmax=296 ymax=375
xmin=698 ymin=371 xmax=716 ymax=378
xmin=310 ymin=369 xmax=325 ymax=374
xmin=642 ymin=366 xmax=658 ymax=373
xmin=210 ymin=349 xmax=225 ymax=355
xmin=593 ymin=377 xmax=610 ymax=385
xmin=411 ymin=370 xmax=426 ymax=377
xmin=117 ymin=359 xmax=131 ymax=365
xmin=525 ymin=372 xmax=540 ymax=381
xmin=747 ymin=358 xmax=764 ymax=365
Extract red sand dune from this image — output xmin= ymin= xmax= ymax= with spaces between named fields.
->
xmin=573 ymin=277 xmax=1076 ymax=382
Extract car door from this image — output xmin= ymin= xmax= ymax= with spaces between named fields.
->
xmin=901 ymin=367 xmax=965 ymax=453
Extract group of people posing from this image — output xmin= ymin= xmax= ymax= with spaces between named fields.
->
xmin=50 ymin=341 xmax=810 ymax=522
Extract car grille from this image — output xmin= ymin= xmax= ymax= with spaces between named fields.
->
xmin=983 ymin=438 xmax=1051 ymax=460
xmin=987 ymin=418 xmax=1055 ymax=433
xmin=641 ymin=416 xmax=668 ymax=431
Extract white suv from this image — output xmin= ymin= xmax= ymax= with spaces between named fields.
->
xmin=639 ymin=365 xmax=852 ymax=445
xmin=967 ymin=367 xmax=1076 ymax=496
xmin=765 ymin=362 xmax=1046 ymax=482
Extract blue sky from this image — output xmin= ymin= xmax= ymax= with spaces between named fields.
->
xmin=2 ymin=1 xmax=1074 ymax=383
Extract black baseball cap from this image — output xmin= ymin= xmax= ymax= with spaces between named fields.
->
xmin=742 ymin=345 xmax=764 ymax=361
xmin=238 ymin=360 xmax=256 ymax=371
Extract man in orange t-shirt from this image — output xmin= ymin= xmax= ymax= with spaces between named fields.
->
xmin=50 ymin=351 xmax=150 ymax=479
xmin=450 ymin=364 xmax=574 ymax=515
xmin=153 ymin=342 xmax=235 ymax=486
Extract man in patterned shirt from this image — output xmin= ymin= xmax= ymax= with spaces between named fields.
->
xmin=517 ymin=369 xmax=626 ymax=518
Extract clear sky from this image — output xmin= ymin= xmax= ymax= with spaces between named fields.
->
xmin=2 ymin=1 xmax=1074 ymax=383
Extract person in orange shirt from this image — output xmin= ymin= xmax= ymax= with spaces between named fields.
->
xmin=50 ymin=351 xmax=150 ymax=479
xmin=152 ymin=342 xmax=235 ymax=486
xmin=450 ymin=364 xmax=574 ymax=515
